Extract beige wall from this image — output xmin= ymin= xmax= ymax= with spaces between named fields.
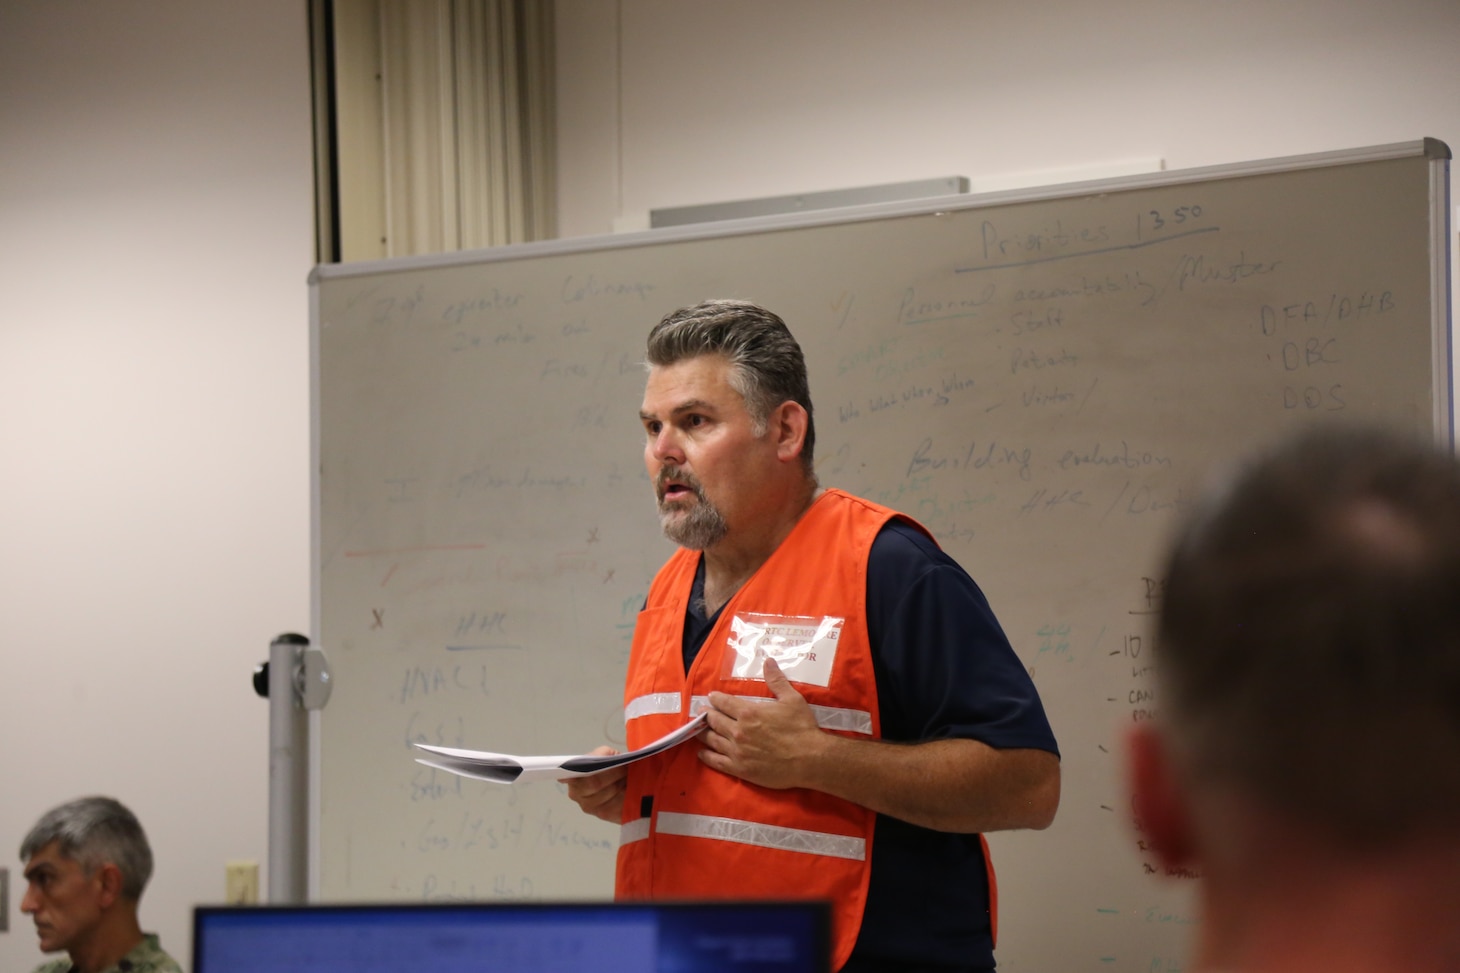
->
xmin=0 ymin=1 xmax=313 ymax=968
xmin=556 ymin=0 xmax=1460 ymax=245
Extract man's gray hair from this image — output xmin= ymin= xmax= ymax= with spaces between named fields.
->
xmin=1156 ymin=423 xmax=1460 ymax=846
xmin=646 ymin=299 xmax=816 ymax=474
xmin=20 ymin=796 xmax=155 ymax=900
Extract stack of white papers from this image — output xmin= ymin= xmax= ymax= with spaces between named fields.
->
xmin=413 ymin=712 xmax=708 ymax=784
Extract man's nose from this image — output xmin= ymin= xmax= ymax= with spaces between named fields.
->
xmin=650 ymin=427 xmax=685 ymax=464
xmin=20 ymin=885 xmax=39 ymax=913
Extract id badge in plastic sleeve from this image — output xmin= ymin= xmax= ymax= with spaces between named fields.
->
xmin=724 ymin=613 xmax=844 ymax=687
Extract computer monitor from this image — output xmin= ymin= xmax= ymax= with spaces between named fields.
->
xmin=193 ymin=900 xmax=830 ymax=973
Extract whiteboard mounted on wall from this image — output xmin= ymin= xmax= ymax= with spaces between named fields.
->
xmin=308 ymin=139 xmax=1450 ymax=973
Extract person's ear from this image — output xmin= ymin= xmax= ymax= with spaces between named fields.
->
xmin=94 ymin=863 xmax=125 ymax=910
xmin=769 ymin=401 xmax=809 ymax=463
xmin=1127 ymin=723 xmax=1197 ymax=869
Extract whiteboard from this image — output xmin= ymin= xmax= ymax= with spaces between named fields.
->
xmin=309 ymin=139 xmax=1451 ymax=972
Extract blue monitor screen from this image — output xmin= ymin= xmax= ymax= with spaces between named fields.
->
xmin=193 ymin=901 xmax=830 ymax=973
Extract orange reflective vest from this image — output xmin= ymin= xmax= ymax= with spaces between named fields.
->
xmin=616 ymin=489 xmax=927 ymax=971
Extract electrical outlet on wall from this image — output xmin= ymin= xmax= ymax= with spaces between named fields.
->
xmin=224 ymin=861 xmax=258 ymax=905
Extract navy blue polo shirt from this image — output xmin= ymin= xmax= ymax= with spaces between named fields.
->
xmin=681 ymin=519 xmax=1060 ymax=972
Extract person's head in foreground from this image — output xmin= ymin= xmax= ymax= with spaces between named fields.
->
xmin=1129 ymin=422 xmax=1460 ymax=973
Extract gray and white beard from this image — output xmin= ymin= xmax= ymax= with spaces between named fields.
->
xmin=657 ymin=470 xmax=728 ymax=550
xmin=661 ymin=498 xmax=728 ymax=550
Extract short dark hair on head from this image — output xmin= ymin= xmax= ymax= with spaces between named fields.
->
xmin=19 ymin=796 xmax=155 ymax=900
xmin=646 ymin=299 xmax=816 ymax=474
xmin=1157 ymin=423 xmax=1460 ymax=845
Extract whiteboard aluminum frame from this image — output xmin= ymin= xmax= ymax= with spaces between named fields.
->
xmin=311 ymin=138 xmax=1449 ymax=282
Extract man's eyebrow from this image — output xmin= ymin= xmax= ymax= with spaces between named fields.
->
xmin=653 ymin=399 xmax=715 ymax=419
xmin=23 ymin=863 xmax=54 ymax=881
xmin=640 ymin=398 xmax=722 ymax=426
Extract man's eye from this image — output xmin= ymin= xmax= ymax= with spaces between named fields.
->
xmin=687 ymin=415 xmax=706 ymax=427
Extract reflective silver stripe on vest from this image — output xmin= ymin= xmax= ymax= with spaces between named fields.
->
xmin=689 ymin=694 xmax=872 ymax=735
xmin=620 ymin=817 xmax=651 ymax=846
xmin=625 ymin=692 xmax=682 ymax=721
xmin=655 ymin=811 xmax=866 ymax=861
xmin=807 ymin=704 xmax=873 ymax=735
